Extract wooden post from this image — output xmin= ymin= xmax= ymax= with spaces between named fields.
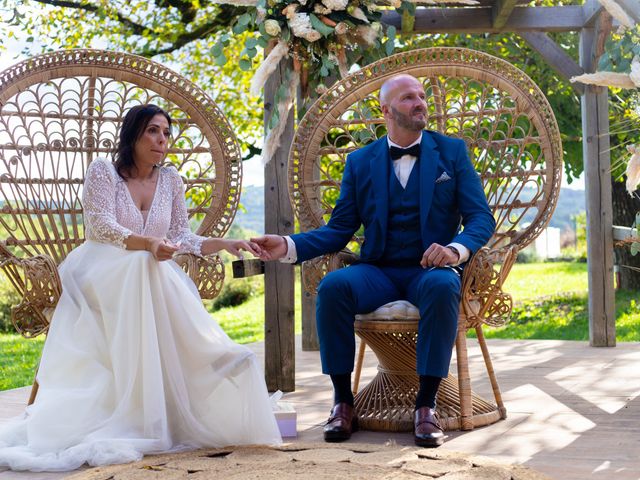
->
xmin=301 ymin=268 xmax=319 ymax=350
xmin=300 ymin=158 xmax=319 ymax=352
xmin=264 ymin=58 xmax=296 ymax=391
xmin=297 ymin=78 xmax=336 ymax=353
xmin=579 ymin=24 xmax=616 ymax=347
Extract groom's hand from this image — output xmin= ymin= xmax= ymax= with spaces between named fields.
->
xmin=251 ymin=234 xmax=288 ymax=261
xmin=421 ymin=243 xmax=459 ymax=268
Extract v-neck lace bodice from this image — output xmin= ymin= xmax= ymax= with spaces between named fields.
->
xmin=83 ymin=158 xmax=205 ymax=255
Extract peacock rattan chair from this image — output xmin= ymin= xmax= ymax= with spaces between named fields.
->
xmin=288 ymin=47 xmax=562 ymax=432
xmin=0 ymin=49 xmax=242 ymax=403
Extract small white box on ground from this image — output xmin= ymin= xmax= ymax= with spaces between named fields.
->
xmin=274 ymin=403 xmax=297 ymax=438
xmin=270 ymin=390 xmax=297 ymax=438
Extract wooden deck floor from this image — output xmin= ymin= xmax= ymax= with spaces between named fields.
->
xmin=1 ymin=338 xmax=639 ymax=479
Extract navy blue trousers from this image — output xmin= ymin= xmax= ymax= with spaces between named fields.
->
xmin=316 ymin=263 xmax=461 ymax=378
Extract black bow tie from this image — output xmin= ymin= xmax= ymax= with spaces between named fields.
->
xmin=389 ymin=144 xmax=421 ymax=160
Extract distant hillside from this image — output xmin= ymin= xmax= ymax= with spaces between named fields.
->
xmin=232 ymin=185 xmax=586 ymax=234
xmin=234 ymin=185 xmax=265 ymax=234
xmin=530 ymin=187 xmax=585 ymax=232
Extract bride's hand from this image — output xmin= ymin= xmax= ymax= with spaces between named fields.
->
xmin=147 ymin=238 xmax=179 ymax=261
xmin=220 ymin=239 xmax=263 ymax=259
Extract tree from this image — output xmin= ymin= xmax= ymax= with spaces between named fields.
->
xmin=1 ymin=0 xmax=264 ymax=158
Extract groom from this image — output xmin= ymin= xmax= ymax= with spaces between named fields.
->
xmin=253 ymin=74 xmax=495 ymax=447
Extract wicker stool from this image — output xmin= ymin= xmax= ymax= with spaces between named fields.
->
xmin=354 ymin=301 xmax=505 ymax=432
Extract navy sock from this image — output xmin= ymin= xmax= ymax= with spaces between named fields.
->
xmin=415 ymin=375 xmax=442 ymax=410
xmin=330 ymin=373 xmax=354 ymax=407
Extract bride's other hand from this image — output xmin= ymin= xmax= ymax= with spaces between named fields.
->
xmin=220 ymin=239 xmax=263 ymax=259
xmin=148 ymin=237 xmax=179 ymax=261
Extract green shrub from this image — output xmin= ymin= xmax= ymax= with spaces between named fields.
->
xmin=515 ymin=248 xmax=541 ymax=264
xmin=0 ymin=275 xmax=20 ymax=333
xmin=210 ymin=278 xmax=262 ymax=311
xmin=558 ymin=247 xmax=588 ymax=263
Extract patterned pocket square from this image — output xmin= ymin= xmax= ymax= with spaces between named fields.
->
xmin=435 ymin=171 xmax=452 ymax=184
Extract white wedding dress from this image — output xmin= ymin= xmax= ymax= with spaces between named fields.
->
xmin=0 ymin=158 xmax=282 ymax=472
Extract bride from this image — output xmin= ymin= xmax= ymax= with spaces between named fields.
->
xmin=0 ymin=104 xmax=282 ymax=472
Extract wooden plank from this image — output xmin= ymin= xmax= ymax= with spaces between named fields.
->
xmin=300 ymin=124 xmax=321 ymax=352
xmin=263 ymin=57 xmax=296 ymax=392
xmin=520 ymin=32 xmax=584 ymax=94
xmin=381 ymin=6 xmax=586 ymax=33
xmin=613 ymin=226 xmax=636 ymax=241
xmin=582 ymin=0 xmax=604 ymax=27
xmin=492 ymin=0 xmax=519 ymax=29
xmin=594 ymin=11 xmax=613 ymax=61
xmin=301 ymin=270 xmax=319 ymax=351
xmin=579 ymin=26 xmax=616 ymax=348
xmin=619 ymin=0 xmax=640 ymax=22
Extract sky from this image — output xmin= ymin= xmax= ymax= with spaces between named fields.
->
xmin=0 ymin=21 xmax=586 ymax=190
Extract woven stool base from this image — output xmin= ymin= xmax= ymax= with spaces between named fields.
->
xmin=354 ymin=319 xmax=506 ymax=432
xmin=354 ymin=371 xmax=505 ymax=432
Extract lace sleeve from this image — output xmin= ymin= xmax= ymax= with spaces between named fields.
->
xmin=83 ymin=158 xmax=132 ymax=248
xmin=166 ymin=168 xmax=206 ymax=256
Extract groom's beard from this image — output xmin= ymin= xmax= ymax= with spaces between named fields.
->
xmin=391 ymin=106 xmax=427 ymax=131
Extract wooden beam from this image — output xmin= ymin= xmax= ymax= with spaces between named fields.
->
xmin=594 ymin=11 xmax=613 ymax=63
xmin=613 ymin=226 xmax=636 ymax=241
xmin=582 ymin=0 xmax=604 ymax=27
xmin=381 ymin=6 xmax=586 ymax=33
xmin=618 ymin=0 xmax=640 ymax=22
xmin=521 ymin=31 xmax=584 ymax=94
xmin=264 ymin=57 xmax=296 ymax=392
xmin=492 ymin=0 xmax=518 ymax=29
xmin=295 ymin=90 xmax=321 ymax=352
xmin=301 ymin=272 xmax=319 ymax=350
xmin=579 ymin=26 xmax=616 ymax=348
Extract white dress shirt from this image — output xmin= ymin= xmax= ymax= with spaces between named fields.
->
xmin=388 ymin=134 xmax=420 ymax=189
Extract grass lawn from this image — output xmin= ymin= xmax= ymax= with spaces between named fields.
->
xmin=476 ymin=261 xmax=639 ymax=341
xmin=0 ymin=334 xmax=44 ymax=391
xmin=1 ymin=261 xmax=638 ymax=391
xmin=206 ymin=285 xmax=303 ymax=344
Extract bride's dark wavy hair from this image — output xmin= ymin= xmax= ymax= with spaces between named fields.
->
xmin=114 ymin=104 xmax=172 ymax=180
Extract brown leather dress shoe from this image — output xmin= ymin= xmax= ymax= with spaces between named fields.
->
xmin=414 ymin=406 xmax=444 ymax=447
xmin=323 ymin=402 xmax=358 ymax=442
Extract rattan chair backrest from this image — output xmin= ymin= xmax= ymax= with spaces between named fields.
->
xmin=0 ymin=49 xmax=241 ymax=264
xmin=289 ymin=48 xmax=563 ymax=255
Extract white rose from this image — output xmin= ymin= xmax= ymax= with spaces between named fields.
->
xmin=334 ymin=22 xmax=348 ymax=35
xmin=264 ymin=19 xmax=282 ymax=37
xmin=321 ymin=0 xmax=349 ymax=11
xmin=313 ymin=4 xmax=332 ymax=14
xmin=289 ymin=13 xmax=322 ymax=42
xmin=282 ymin=4 xmax=299 ymax=20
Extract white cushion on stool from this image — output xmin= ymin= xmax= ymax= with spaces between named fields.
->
xmin=355 ymin=300 xmax=420 ymax=321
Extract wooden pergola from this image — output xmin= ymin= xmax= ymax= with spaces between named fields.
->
xmin=262 ymin=0 xmax=640 ymax=391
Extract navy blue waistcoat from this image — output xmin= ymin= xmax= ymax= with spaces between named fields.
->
xmin=378 ymin=161 xmax=422 ymax=266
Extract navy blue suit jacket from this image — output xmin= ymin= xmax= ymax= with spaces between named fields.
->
xmin=291 ymin=130 xmax=496 ymax=264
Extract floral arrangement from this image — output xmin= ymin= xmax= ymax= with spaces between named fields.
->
xmin=219 ymin=0 xmax=401 ymax=163
xmin=211 ymin=0 xmax=478 ymax=163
